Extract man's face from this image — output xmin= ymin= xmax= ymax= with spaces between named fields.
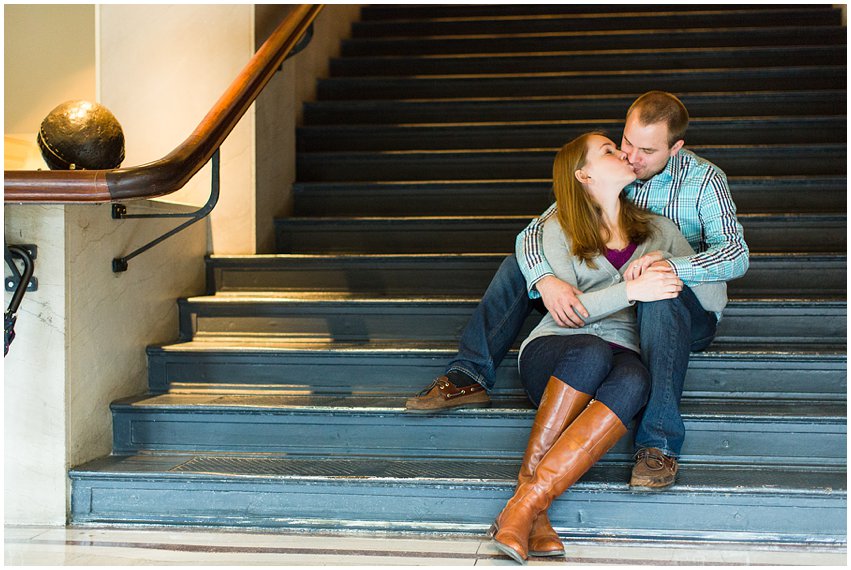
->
xmin=621 ymin=112 xmax=684 ymax=181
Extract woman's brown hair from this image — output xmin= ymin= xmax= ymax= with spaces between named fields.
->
xmin=553 ymin=132 xmax=655 ymax=268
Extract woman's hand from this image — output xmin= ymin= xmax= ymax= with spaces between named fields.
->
xmin=625 ymin=265 xmax=683 ymax=302
xmin=624 ymin=251 xmax=667 ymax=281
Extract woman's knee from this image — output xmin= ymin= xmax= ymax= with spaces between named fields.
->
xmin=550 ymin=336 xmax=613 ymax=391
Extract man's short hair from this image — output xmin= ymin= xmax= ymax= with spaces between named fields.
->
xmin=626 ymin=91 xmax=689 ymax=147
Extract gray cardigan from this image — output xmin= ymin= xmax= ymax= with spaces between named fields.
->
xmin=519 ymin=215 xmax=727 ymax=356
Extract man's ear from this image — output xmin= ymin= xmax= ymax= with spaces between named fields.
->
xmin=574 ymin=169 xmax=589 ymax=183
xmin=669 ymin=139 xmax=685 ymax=156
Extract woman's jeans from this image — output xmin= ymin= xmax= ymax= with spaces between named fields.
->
xmin=519 ymin=334 xmax=650 ymax=426
xmin=445 ymin=254 xmax=718 ymax=457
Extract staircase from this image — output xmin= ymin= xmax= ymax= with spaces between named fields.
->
xmin=71 ymin=5 xmax=847 ymax=546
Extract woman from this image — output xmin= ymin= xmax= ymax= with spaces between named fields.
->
xmin=489 ymin=133 xmax=726 ymax=563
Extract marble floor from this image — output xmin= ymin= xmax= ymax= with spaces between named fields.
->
xmin=5 ymin=525 xmax=847 ymax=566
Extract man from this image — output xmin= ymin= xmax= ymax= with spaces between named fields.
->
xmin=406 ymin=91 xmax=749 ymax=489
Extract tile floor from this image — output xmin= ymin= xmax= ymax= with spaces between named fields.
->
xmin=5 ymin=525 xmax=847 ymax=566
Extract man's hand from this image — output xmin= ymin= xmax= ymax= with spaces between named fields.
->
xmin=535 ymin=275 xmax=588 ymax=328
xmin=624 ymin=251 xmax=668 ymax=281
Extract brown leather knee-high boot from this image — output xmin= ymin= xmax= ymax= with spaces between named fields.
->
xmin=493 ymin=400 xmax=627 ymax=564
xmin=488 ymin=376 xmax=592 ymax=556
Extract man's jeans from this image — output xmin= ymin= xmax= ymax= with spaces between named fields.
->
xmin=446 ymin=255 xmax=544 ymax=390
xmin=632 ymin=286 xmax=717 ymax=458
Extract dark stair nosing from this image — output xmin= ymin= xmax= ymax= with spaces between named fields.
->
xmin=292 ymin=176 xmax=848 ymax=216
xmin=304 ymin=90 xmax=848 ymax=124
xmin=177 ymin=296 xmax=847 ymax=348
xmin=359 ymin=5 xmax=835 ymax=20
xmin=296 ymin=116 xmax=847 ymax=151
xmin=204 ymin=252 xmax=847 ymax=300
xmin=275 ymin=213 xmax=847 ymax=254
xmin=350 ymin=9 xmax=842 ymax=38
xmin=69 ymin=455 xmax=846 ymax=543
xmin=342 ymin=25 xmax=847 ymax=56
xmin=330 ymin=45 xmax=846 ymax=77
xmin=295 ymin=144 xmax=847 ymax=180
xmin=317 ymin=66 xmax=846 ymax=100
xmin=147 ymin=340 xmax=847 ymax=401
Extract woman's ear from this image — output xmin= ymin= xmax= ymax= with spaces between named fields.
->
xmin=574 ymin=169 xmax=589 ymax=184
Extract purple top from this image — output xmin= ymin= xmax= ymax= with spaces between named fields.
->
xmin=604 ymin=241 xmax=638 ymax=270
xmin=604 ymin=241 xmax=639 ymax=354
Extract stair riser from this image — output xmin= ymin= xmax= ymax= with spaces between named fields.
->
xmin=351 ymin=10 xmax=841 ymax=37
xmin=305 ymin=92 xmax=848 ymax=124
xmin=360 ymin=5 xmax=830 ymax=19
xmin=298 ymin=119 xmax=847 ymax=152
xmin=275 ymin=218 xmax=846 ymax=254
xmin=293 ymin=180 xmax=848 ymax=216
xmin=148 ymin=350 xmax=847 ymax=401
xmin=110 ymin=406 xmax=845 ymax=467
xmin=317 ymin=68 xmax=845 ymax=100
xmin=296 ymin=147 xmax=846 ymax=181
xmin=207 ymin=257 xmax=847 ymax=299
xmin=69 ymin=474 xmax=847 ymax=543
xmin=180 ymin=302 xmax=846 ymax=346
xmin=342 ymin=27 xmax=846 ymax=56
xmin=331 ymin=47 xmax=845 ymax=77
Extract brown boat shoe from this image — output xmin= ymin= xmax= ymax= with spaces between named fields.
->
xmin=629 ymin=447 xmax=679 ymax=490
xmin=405 ymin=375 xmax=491 ymax=413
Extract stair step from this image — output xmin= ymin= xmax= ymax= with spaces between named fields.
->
xmin=108 ymin=394 xmax=846 ymax=467
xmin=350 ymin=9 xmax=842 ymax=38
xmin=70 ymin=455 xmax=846 ymax=543
xmin=178 ymin=296 xmax=846 ymax=346
xmin=296 ymin=144 xmax=846 ymax=181
xmin=317 ymin=67 xmax=845 ymax=100
xmin=342 ymin=25 xmax=846 ymax=56
xmin=275 ymin=214 xmax=846 ymax=254
xmin=297 ymin=117 xmax=846 ymax=152
xmin=292 ymin=176 xmax=848 ymax=216
xmin=204 ymin=253 xmax=847 ymax=299
xmin=331 ymin=46 xmax=845 ymax=77
xmin=360 ymin=5 xmax=829 ymax=20
xmin=305 ymin=90 xmax=848 ymax=124
xmin=147 ymin=339 xmax=847 ymax=401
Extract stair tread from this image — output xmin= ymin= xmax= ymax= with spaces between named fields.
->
xmin=112 ymin=392 xmax=846 ymax=419
xmin=300 ymin=115 xmax=845 ymax=129
xmin=71 ymin=454 xmax=846 ymax=494
xmin=183 ymin=293 xmax=846 ymax=305
xmin=151 ymin=337 xmax=847 ymax=356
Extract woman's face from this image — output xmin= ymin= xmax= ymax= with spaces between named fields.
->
xmin=577 ymin=134 xmax=636 ymax=191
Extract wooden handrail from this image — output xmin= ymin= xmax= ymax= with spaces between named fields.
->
xmin=4 ymin=4 xmax=323 ymax=203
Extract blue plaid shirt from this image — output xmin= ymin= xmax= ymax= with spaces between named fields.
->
xmin=518 ymin=149 xmax=749 ymax=299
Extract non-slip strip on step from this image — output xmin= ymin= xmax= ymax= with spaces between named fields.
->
xmin=113 ymin=393 xmax=846 ymax=422
xmin=71 ymin=454 xmax=844 ymax=492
